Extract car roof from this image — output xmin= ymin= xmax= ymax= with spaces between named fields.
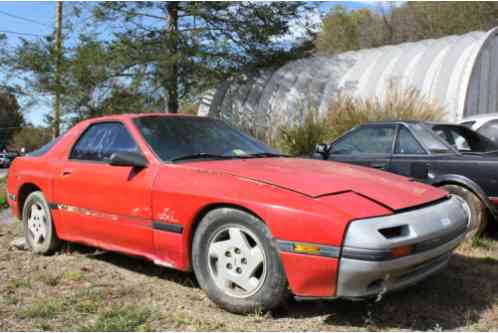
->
xmin=460 ymin=113 xmax=498 ymax=121
xmin=357 ymin=120 xmax=456 ymax=127
xmin=84 ymin=113 xmax=199 ymax=122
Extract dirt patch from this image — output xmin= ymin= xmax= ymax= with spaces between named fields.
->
xmin=0 ymin=210 xmax=497 ymax=331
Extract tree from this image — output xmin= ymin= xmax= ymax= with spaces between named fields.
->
xmin=0 ymin=89 xmax=25 ymax=150
xmin=315 ymin=2 xmax=498 ymax=55
xmin=315 ymin=5 xmax=384 ymax=55
xmin=93 ymin=2 xmax=314 ymax=113
xmin=10 ymin=126 xmax=51 ymax=153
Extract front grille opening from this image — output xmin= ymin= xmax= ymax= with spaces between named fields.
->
xmin=378 ymin=225 xmax=409 ymax=239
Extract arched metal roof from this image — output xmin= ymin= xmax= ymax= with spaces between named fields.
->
xmin=201 ymin=28 xmax=498 ymax=138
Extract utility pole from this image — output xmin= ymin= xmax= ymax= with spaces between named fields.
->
xmin=165 ymin=1 xmax=179 ymax=113
xmin=53 ymin=1 xmax=63 ymax=138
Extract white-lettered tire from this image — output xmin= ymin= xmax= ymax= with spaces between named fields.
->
xmin=192 ymin=208 xmax=289 ymax=314
xmin=22 ymin=191 xmax=61 ymax=254
xmin=442 ymin=184 xmax=487 ymax=239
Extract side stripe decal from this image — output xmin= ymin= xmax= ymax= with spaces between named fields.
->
xmin=49 ymin=203 xmax=183 ymax=234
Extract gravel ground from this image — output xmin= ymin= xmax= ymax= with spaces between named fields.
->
xmin=0 ymin=209 xmax=14 ymax=225
xmin=0 ymin=209 xmax=497 ymax=331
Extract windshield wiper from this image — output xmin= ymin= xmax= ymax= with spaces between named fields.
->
xmin=171 ymin=153 xmax=236 ymax=162
xmin=171 ymin=152 xmax=290 ymax=162
xmin=243 ymin=152 xmax=290 ymax=158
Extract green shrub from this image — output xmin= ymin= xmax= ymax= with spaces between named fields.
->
xmin=0 ymin=178 xmax=6 ymax=207
xmin=275 ymin=108 xmax=330 ymax=156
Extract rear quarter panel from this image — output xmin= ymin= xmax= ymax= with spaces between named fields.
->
xmin=430 ymin=158 xmax=498 ymax=197
xmin=7 ymin=157 xmax=56 ymax=219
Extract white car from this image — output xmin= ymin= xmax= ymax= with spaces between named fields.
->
xmin=460 ymin=113 xmax=498 ymax=142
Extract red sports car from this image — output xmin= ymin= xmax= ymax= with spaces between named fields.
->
xmin=6 ymin=114 xmax=469 ymax=314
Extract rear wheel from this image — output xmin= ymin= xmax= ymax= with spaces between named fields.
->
xmin=442 ymin=184 xmax=487 ymax=239
xmin=192 ymin=208 xmax=288 ymax=314
xmin=22 ymin=191 xmax=61 ymax=254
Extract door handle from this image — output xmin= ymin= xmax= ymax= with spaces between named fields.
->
xmin=62 ymin=168 xmax=73 ymax=176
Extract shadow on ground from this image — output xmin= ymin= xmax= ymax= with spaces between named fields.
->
xmin=62 ymin=242 xmax=198 ymax=288
xmin=275 ymin=254 xmax=498 ymax=330
xmin=63 ymin=241 xmax=498 ymax=330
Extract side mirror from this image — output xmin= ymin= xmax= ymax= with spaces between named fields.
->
xmin=315 ymin=143 xmax=331 ymax=159
xmin=109 ymin=151 xmax=148 ymax=168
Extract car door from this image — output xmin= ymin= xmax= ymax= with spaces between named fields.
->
xmin=328 ymin=124 xmax=396 ymax=170
xmin=388 ymin=124 xmax=432 ymax=180
xmin=53 ymin=121 xmax=156 ymax=256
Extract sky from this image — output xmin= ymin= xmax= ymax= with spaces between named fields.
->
xmin=0 ymin=1 xmax=377 ymax=127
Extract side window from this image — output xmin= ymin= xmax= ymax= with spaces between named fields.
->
xmin=396 ymin=126 xmax=425 ymax=154
xmin=70 ymin=122 xmax=139 ymax=162
xmin=333 ymin=125 xmax=395 ymax=154
xmin=434 ymin=127 xmax=470 ymax=151
xmin=478 ymin=119 xmax=498 ymax=143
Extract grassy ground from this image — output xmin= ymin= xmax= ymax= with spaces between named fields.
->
xmin=0 ymin=177 xmax=6 ymax=207
xmin=1 ymin=211 xmax=497 ymax=331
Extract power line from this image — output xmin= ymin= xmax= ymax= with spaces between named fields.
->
xmin=0 ymin=9 xmax=50 ymax=28
xmin=0 ymin=30 xmax=44 ymax=37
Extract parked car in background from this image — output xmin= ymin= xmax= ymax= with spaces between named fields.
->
xmin=314 ymin=121 xmax=498 ymax=238
xmin=460 ymin=113 xmax=498 ymax=143
xmin=0 ymin=153 xmax=11 ymax=168
xmin=6 ymin=114 xmax=469 ymax=314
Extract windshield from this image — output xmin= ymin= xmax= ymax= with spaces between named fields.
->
xmin=431 ymin=124 xmax=498 ymax=153
xmin=133 ymin=116 xmax=279 ymax=161
xmin=406 ymin=123 xmax=453 ymax=154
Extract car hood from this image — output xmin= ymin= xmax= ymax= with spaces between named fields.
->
xmin=184 ymin=158 xmax=446 ymax=211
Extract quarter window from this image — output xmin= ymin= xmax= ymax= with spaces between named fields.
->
xmin=478 ymin=119 xmax=498 ymax=143
xmin=395 ymin=126 xmax=425 ymax=154
xmin=333 ymin=125 xmax=395 ymax=154
xmin=70 ymin=122 xmax=139 ymax=162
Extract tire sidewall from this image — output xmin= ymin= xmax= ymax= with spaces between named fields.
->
xmin=22 ymin=191 xmax=58 ymax=254
xmin=192 ymin=208 xmax=288 ymax=314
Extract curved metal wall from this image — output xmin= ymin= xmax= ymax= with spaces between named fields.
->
xmin=201 ymin=28 xmax=498 ymax=135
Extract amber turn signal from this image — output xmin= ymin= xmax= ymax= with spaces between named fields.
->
xmin=293 ymin=243 xmax=321 ymax=255
xmin=391 ymin=245 xmax=414 ymax=258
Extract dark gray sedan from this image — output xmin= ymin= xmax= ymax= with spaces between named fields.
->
xmin=314 ymin=121 xmax=498 ymax=238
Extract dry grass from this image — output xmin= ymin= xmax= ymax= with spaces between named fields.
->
xmin=325 ymin=85 xmax=447 ymax=141
xmin=274 ymin=85 xmax=446 ymax=156
xmin=1 ymin=210 xmax=498 ymax=331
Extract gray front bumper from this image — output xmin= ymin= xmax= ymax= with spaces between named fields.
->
xmin=336 ymin=196 xmax=468 ymax=298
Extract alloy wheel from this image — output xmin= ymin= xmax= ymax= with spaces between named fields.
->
xmin=207 ymin=225 xmax=267 ymax=298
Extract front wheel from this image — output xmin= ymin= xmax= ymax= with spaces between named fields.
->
xmin=192 ymin=208 xmax=289 ymax=314
xmin=442 ymin=184 xmax=487 ymax=239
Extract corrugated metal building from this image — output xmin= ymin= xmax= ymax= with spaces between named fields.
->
xmin=200 ymin=28 xmax=498 ymax=136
